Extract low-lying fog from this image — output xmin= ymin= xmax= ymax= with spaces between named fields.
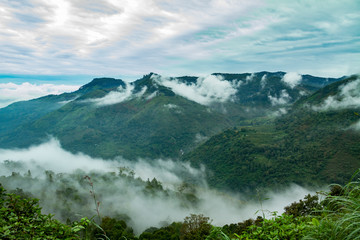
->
xmin=0 ymin=138 xmax=320 ymax=234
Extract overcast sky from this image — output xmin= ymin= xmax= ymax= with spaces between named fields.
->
xmin=0 ymin=0 xmax=359 ymax=80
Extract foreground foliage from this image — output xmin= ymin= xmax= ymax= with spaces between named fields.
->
xmin=236 ymin=214 xmax=309 ymax=240
xmin=0 ymin=184 xmax=80 ymax=239
xmin=230 ymin=171 xmax=360 ymax=240
xmin=304 ymin=172 xmax=360 ymax=240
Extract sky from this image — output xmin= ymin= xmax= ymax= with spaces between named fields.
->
xmin=0 ymin=0 xmax=359 ymax=106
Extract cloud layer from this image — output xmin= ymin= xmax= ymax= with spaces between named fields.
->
xmin=0 ymin=138 xmax=318 ymax=233
xmin=0 ymin=0 xmax=359 ymax=77
xmin=0 ymin=82 xmax=79 ymax=108
xmin=0 ymin=137 xmax=202 ymax=185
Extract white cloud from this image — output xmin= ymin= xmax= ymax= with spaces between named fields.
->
xmin=0 ymin=82 xmax=79 ymax=108
xmin=145 ymin=91 xmax=158 ymax=100
xmin=0 ymin=137 xmax=203 ymax=186
xmin=164 ymin=103 xmax=182 ymax=114
xmin=194 ymin=133 xmax=208 ymax=144
xmin=153 ymin=75 xmax=237 ymax=105
xmin=260 ymin=74 xmax=267 ymax=89
xmin=270 ymin=107 xmax=288 ymax=117
xmin=282 ymin=72 xmax=302 ymax=88
xmin=86 ymin=83 xmax=146 ymax=106
xmin=0 ymin=138 xmax=115 ymax=173
xmin=81 ymin=73 xmax=239 ymax=107
xmin=268 ymin=89 xmax=291 ymax=105
xmin=245 ymin=73 xmax=255 ymax=83
xmin=349 ymin=120 xmax=360 ymax=131
xmin=164 ymin=103 xmax=178 ymax=109
xmin=232 ymin=79 xmax=243 ymax=88
xmin=312 ymin=78 xmax=360 ymax=111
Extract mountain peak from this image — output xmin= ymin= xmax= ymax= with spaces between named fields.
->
xmin=77 ymin=77 xmax=126 ymax=94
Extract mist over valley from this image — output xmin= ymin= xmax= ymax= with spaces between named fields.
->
xmin=0 ymin=137 xmax=317 ymax=234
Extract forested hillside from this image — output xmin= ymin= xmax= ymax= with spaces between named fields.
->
xmin=0 ymin=72 xmax=341 ymax=159
xmin=184 ymin=75 xmax=360 ymax=191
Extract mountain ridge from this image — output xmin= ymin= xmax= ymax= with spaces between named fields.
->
xmin=0 ymin=72 xmax=345 ymax=158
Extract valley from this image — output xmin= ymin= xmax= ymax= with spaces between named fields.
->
xmin=1 ymin=72 xmax=359 ymax=239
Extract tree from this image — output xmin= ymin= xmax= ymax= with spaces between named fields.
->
xmin=0 ymin=184 xmax=81 ymax=239
xmin=284 ymin=194 xmax=320 ymax=217
xmin=92 ymin=216 xmax=136 ymax=240
xmin=180 ymin=214 xmax=212 ymax=240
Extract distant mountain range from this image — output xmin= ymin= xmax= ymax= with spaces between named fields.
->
xmin=1 ymin=71 xmax=358 ymax=190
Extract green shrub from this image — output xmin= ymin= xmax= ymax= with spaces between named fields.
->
xmin=0 ymin=184 xmax=81 ymax=239
xmin=235 ymin=213 xmax=309 ymax=240
xmin=304 ymin=170 xmax=360 ymax=240
xmin=180 ymin=214 xmax=212 ymax=240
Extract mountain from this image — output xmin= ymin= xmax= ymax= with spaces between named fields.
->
xmin=0 ymin=93 xmax=75 ymax=135
xmin=0 ymin=78 xmax=125 ymax=134
xmin=0 ymin=72 xmax=343 ymax=161
xmin=275 ymin=74 xmax=360 ymax=183
xmin=183 ymin=75 xmax=360 ymax=191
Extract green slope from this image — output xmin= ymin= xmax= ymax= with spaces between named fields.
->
xmin=0 ymin=72 xmax=343 ymax=160
xmin=183 ymin=75 xmax=360 ymax=191
xmin=0 ymin=92 xmax=232 ymax=159
xmin=0 ymin=77 xmax=125 ymax=136
xmin=0 ymin=93 xmax=76 ymax=135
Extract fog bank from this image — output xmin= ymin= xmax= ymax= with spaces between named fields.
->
xmin=0 ymin=139 xmax=319 ymax=234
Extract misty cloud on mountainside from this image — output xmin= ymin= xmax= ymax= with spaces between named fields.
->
xmin=164 ymin=103 xmax=179 ymax=109
xmin=164 ymin=103 xmax=182 ymax=114
xmin=194 ymin=133 xmax=209 ymax=144
xmin=145 ymin=91 xmax=158 ymax=100
xmin=349 ymin=120 xmax=360 ymax=131
xmin=268 ymin=89 xmax=291 ymax=106
xmin=312 ymin=78 xmax=360 ymax=111
xmin=260 ymin=74 xmax=267 ymax=89
xmin=0 ymin=82 xmax=79 ymax=108
xmin=270 ymin=107 xmax=288 ymax=117
xmin=0 ymin=138 xmax=117 ymax=174
xmin=152 ymin=75 xmax=238 ymax=106
xmin=85 ymin=83 xmax=147 ymax=107
xmin=245 ymin=73 xmax=255 ymax=83
xmin=0 ymin=137 xmax=204 ymax=186
xmin=281 ymin=72 xmax=302 ymax=88
xmin=0 ymin=138 xmax=319 ymax=234
xmin=83 ymin=74 xmax=238 ymax=107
